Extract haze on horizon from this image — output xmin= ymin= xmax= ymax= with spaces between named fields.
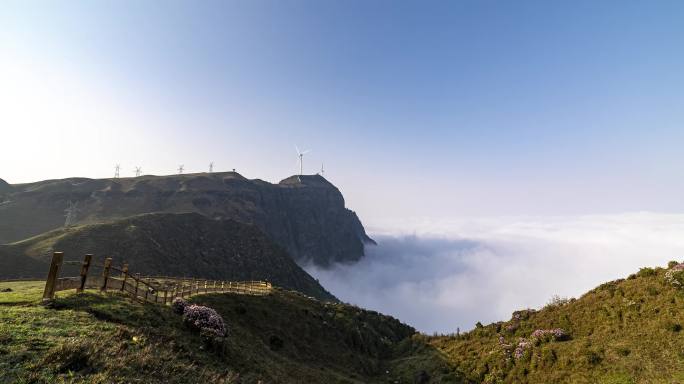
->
xmin=2 ymin=0 xmax=684 ymax=221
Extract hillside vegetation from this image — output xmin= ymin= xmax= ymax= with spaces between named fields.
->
xmin=0 ymin=213 xmax=335 ymax=301
xmin=4 ymin=264 xmax=684 ymax=383
xmin=387 ymin=263 xmax=684 ymax=383
xmin=0 ymin=281 xmax=412 ymax=384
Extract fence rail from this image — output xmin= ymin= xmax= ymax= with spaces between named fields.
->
xmin=41 ymin=252 xmax=272 ymax=304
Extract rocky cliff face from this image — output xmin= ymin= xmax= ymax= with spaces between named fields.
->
xmin=0 ymin=173 xmax=373 ymax=266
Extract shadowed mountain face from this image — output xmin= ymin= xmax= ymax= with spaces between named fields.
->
xmin=0 ymin=178 xmax=11 ymax=194
xmin=1 ymin=212 xmax=336 ymax=301
xmin=0 ymin=173 xmax=374 ymax=267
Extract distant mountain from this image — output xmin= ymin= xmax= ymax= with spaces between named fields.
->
xmin=1 ymin=212 xmax=335 ymax=301
xmin=0 ymin=173 xmax=374 ymax=266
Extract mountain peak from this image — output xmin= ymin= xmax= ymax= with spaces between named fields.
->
xmin=279 ymin=174 xmax=335 ymax=188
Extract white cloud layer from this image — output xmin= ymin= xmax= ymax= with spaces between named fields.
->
xmin=305 ymin=213 xmax=684 ymax=334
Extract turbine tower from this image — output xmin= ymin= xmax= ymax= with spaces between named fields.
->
xmin=321 ymin=162 xmax=325 ymax=176
xmin=209 ymin=162 xmax=214 ymax=173
xmin=64 ymin=201 xmax=79 ymax=227
xmin=114 ymin=164 xmax=120 ymax=178
xmin=178 ymin=165 xmax=184 ymax=174
xmin=295 ymin=146 xmax=311 ymax=176
xmin=134 ymin=166 xmax=142 ymax=177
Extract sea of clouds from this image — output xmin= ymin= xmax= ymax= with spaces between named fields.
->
xmin=305 ymin=213 xmax=684 ymax=334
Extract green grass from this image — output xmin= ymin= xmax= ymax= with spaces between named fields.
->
xmin=384 ymin=265 xmax=684 ymax=383
xmin=6 ymin=264 xmax=684 ymax=383
xmin=0 ymin=281 xmax=413 ymax=383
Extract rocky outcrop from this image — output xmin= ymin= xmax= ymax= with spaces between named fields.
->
xmin=0 ymin=173 xmax=374 ymax=266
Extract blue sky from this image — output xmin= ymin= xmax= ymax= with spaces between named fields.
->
xmin=1 ymin=1 xmax=683 ymax=219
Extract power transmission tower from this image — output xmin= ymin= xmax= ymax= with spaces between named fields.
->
xmin=114 ymin=164 xmax=120 ymax=178
xmin=134 ymin=167 xmax=142 ymax=177
xmin=209 ymin=162 xmax=214 ymax=173
xmin=178 ymin=165 xmax=184 ymax=174
xmin=64 ymin=201 xmax=79 ymax=227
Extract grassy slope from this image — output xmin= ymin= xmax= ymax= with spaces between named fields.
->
xmin=387 ymin=265 xmax=684 ymax=384
xmin=5 ymin=265 xmax=684 ymax=384
xmin=0 ymin=213 xmax=336 ymax=301
xmin=0 ymin=281 xmax=413 ymax=384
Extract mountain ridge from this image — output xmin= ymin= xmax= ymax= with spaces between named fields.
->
xmin=0 ymin=172 xmax=374 ymax=266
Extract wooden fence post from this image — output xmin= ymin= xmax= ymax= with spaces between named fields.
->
xmin=163 ymin=289 xmax=168 ymax=304
xmin=77 ymin=254 xmax=92 ymax=293
xmin=100 ymin=257 xmax=112 ymax=291
xmin=204 ymin=280 xmax=208 ymax=294
xmin=134 ymin=273 xmax=140 ymax=299
xmin=144 ymin=277 xmax=150 ymax=301
xmin=42 ymin=252 xmax=64 ymax=301
xmin=120 ymin=263 xmax=129 ymax=292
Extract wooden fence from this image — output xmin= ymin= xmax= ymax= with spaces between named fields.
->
xmin=42 ymin=252 xmax=272 ymax=304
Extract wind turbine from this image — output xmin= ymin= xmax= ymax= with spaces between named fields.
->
xmin=178 ymin=165 xmax=184 ymax=174
xmin=134 ymin=166 xmax=142 ymax=177
xmin=295 ymin=146 xmax=310 ymax=176
xmin=114 ymin=164 xmax=120 ymax=178
xmin=209 ymin=162 xmax=214 ymax=173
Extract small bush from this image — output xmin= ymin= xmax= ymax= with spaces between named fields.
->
xmin=584 ymin=349 xmax=602 ymax=365
xmin=514 ymin=338 xmax=532 ymax=359
xmin=171 ymin=297 xmax=188 ymax=315
xmin=183 ymin=305 xmax=227 ymax=337
xmin=668 ymin=261 xmax=680 ymax=269
xmin=664 ymin=321 xmax=682 ymax=332
xmin=545 ymin=295 xmax=570 ymax=309
xmin=637 ymin=267 xmax=656 ymax=278
xmin=269 ymin=335 xmax=284 ymax=351
xmin=616 ymin=347 xmax=631 ymax=356
xmin=665 ymin=269 xmax=684 ymax=288
xmin=530 ymin=328 xmax=569 ymax=342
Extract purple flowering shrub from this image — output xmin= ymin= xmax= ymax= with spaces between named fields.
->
xmin=172 ymin=297 xmax=188 ymax=315
xmin=530 ymin=328 xmax=568 ymax=342
xmin=182 ymin=304 xmax=227 ymax=338
xmin=499 ymin=328 xmax=569 ymax=360
xmin=513 ymin=339 xmax=531 ymax=359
